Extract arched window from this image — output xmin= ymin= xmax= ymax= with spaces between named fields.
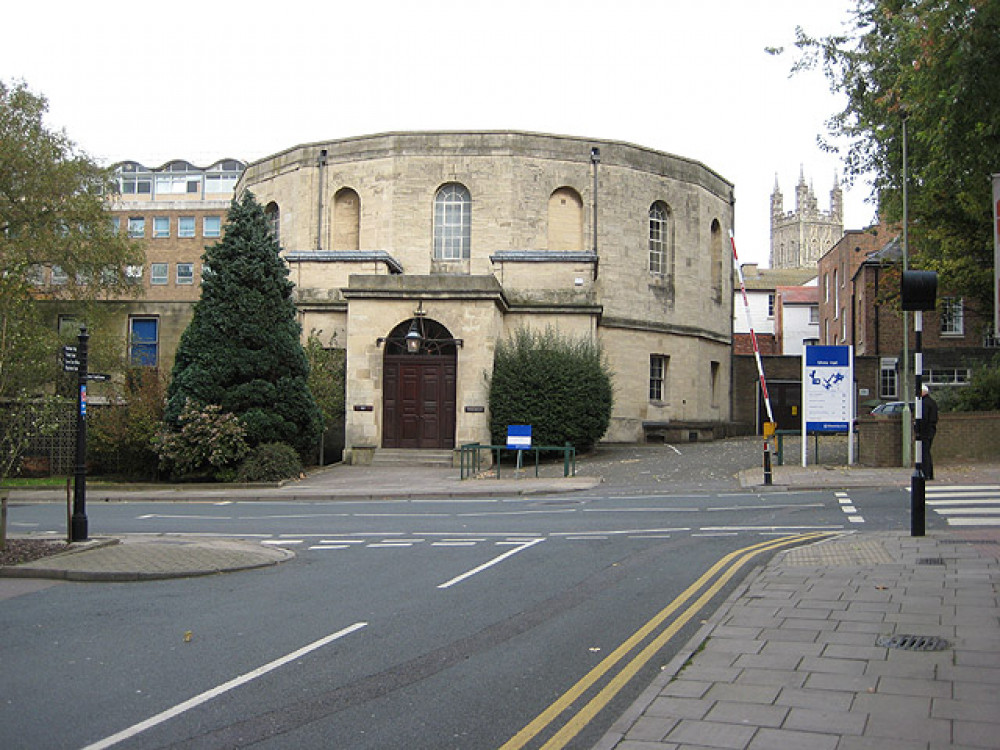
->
xmin=265 ymin=202 xmax=280 ymax=244
xmin=547 ymin=187 xmax=583 ymax=251
xmin=333 ymin=188 xmax=360 ymax=251
xmin=711 ymin=219 xmax=724 ymax=303
xmin=649 ymin=202 xmax=672 ymax=275
xmin=433 ymin=183 xmax=471 ymax=260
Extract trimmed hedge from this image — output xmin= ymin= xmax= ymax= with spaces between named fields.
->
xmin=489 ymin=328 xmax=613 ymax=452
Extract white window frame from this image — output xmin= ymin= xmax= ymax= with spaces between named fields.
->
xmin=150 ymin=263 xmax=169 ymax=285
xmin=203 ymin=216 xmax=221 ymax=238
xmin=178 ymin=216 xmax=196 ymax=238
xmin=433 ymin=184 xmax=471 ymax=260
xmin=128 ymin=217 xmax=145 ymax=238
xmin=940 ymin=297 xmax=964 ymax=336
xmin=153 ymin=216 xmax=170 ymax=238
xmin=176 ymin=263 xmax=195 ymax=285
xmin=649 ymin=355 xmax=668 ymax=402
xmin=648 ymin=203 xmax=668 ymax=275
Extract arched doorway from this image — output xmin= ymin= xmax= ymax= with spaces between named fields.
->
xmin=382 ymin=317 xmax=457 ymax=449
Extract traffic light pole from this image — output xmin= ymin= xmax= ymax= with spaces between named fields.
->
xmin=71 ymin=327 xmax=89 ymax=542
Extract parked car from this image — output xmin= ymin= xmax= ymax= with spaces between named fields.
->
xmin=870 ymin=401 xmax=908 ymax=415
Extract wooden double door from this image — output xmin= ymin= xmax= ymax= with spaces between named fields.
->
xmin=382 ymin=354 xmax=457 ymax=449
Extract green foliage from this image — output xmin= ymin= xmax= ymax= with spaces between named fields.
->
xmin=936 ymin=355 xmax=1000 ymax=412
xmin=236 ymin=442 xmax=303 ymax=483
xmin=488 ymin=327 xmax=613 ymax=452
xmin=165 ymin=191 xmax=323 ymax=457
xmin=305 ymin=332 xmax=346 ymax=428
xmin=781 ymin=1 xmax=1000 ymax=310
xmin=0 ymin=79 xmax=144 ymax=402
xmin=88 ymin=369 xmax=166 ymax=479
xmin=154 ymin=400 xmax=249 ymax=480
xmin=0 ymin=396 xmax=63 ymax=483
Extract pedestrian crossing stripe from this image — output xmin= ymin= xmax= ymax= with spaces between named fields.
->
xmin=919 ymin=485 xmax=1000 ymax=527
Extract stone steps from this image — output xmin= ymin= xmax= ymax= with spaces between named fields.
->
xmin=371 ymin=449 xmax=454 ymax=467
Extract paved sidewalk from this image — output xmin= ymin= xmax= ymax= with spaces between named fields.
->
xmin=597 ymin=530 xmax=1000 ymax=750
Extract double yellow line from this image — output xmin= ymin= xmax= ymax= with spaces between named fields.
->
xmin=500 ymin=531 xmax=836 ymax=750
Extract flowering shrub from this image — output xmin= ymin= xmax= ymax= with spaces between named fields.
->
xmin=154 ymin=399 xmax=249 ymax=480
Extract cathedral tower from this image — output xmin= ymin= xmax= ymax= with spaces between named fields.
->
xmin=769 ymin=168 xmax=843 ymax=269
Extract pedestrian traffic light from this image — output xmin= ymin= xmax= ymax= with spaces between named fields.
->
xmin=901 ymin=270 xmax=938 ymax=311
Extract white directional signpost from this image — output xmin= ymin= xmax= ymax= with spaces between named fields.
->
xmin=802 ymin=345 xmax=854 ymax=467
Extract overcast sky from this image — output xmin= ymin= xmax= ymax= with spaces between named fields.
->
xmin=3 ymin=0 xmax=876 ymax=267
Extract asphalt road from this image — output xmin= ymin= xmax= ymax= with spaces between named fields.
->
xmin=1 ymin=438 xmax=947 ymax=749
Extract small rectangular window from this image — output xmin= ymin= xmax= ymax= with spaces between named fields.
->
xmin=153 ymin=216 xmax=170 ymax=238
xmin=151 ymin=263 xmax=168 ymax=285
xmin=203 ymin=216 xmax=221 ymax=238
xmin=710 ymin=361 xmax=720 ymax=407
xmin=125 ymin=265 xmax=143 ymax=284
xmin=50 ymin=265 xmax=68 ymax=285
xmin=178 ymin=217 xmax=196 ymax=238
xmin=176 ymin=263 xmax=194 ymax=285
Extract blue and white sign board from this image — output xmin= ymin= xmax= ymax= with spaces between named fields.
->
xmin=507 ymin=424 xmax=532 ymax=451
xmin=802 ymin=345 xmax=854 ymax=466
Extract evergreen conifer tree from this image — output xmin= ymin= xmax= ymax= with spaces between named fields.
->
xmin=165 ymin=191 xmax=322 ymax=457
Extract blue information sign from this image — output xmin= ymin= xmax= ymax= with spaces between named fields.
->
xmin=803 ymin=345 xmax=852 ymax=433
xmin=507 ymin=424 xmax=532 ymax=450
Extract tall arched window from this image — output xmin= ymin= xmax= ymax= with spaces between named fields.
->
xmin=265 ymin=202 xmax=280 ymax=244
xmin=433 ymin=183 xmax=471 ymax=260
xmin=710 ymin=219 xmax=724 ymax=303
xmin=333 ymin=188 xmax=360 ymax=251
xmin=547 ymin=187 xmax=583 ymax=251
xmin=649 ymin=202 xmax=671 ymax=275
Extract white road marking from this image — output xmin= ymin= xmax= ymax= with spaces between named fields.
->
xmin=437 ymin=538 xmax=544 ymax=589
xmin=81 ymin=622 xmax=367 ymax=750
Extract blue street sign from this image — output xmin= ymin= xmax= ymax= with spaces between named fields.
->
xmin=507 ymin=424 xmax=532 ymax=450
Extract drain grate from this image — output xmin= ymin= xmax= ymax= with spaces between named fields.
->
xmin=876 ymin=634 xmax=951 ymax=652
xmin=917 ymin=557 xmax=946 ymax=565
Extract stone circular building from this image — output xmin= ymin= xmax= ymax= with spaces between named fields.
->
xmin=238 ymin=131 xmax=734 ymax=462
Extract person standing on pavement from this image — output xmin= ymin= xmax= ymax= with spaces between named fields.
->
xmin=920 ymin=384 xmax=939 ymax=480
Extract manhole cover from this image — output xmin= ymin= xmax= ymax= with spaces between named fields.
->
xmin=876 ymin=634 xmax=950 ymax=651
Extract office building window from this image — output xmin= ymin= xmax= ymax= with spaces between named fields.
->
xmin=433 ymin=183 xmax=471 ymax=260
xmin=178 ymin=217 xmax=196 ymax=238
xmin=129 ymin=317 xmax=159 ymax=367
xmin=50 ymin=265 xmax=68 ymax=285
xmin=176 ymin=263 xmax=194 ymax=285
xmin=125 ymin=265 xmax=143 ymax=285
xmin=128 ymin=217 xmax=145 ymax=238
xmin=153 ymin=217 xmax=169 ymax=238
xmin=118 ymin=162 xmax=152 ymax=194
xmin=150 ymin=263 xmax=168 ymax=285
xmin=203 ymin=216 xmax=221 ymax=238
